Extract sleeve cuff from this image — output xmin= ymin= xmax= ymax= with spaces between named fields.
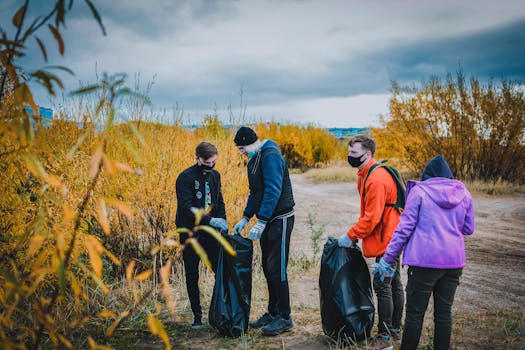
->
xmin=382 ymin=255 xmax=395 ymax=264
xmin=346 ymin=228 xmax=356 ymax=240
xmin=256 ymin=215 xmax=271 ymax=222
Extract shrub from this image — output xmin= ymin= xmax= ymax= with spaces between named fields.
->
xmin=376 ymin=73 xmax=525 ymax=184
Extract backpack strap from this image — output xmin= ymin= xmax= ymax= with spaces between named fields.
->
xmin=363 ymin=161 xmax=406 ymax=213
xmin=362 ymin=161 xmax=386 ymax=199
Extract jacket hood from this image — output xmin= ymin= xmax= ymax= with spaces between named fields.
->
xmin=260 ymin=139 xmax=281 ymax=153
xmin=422 ymin=155 xmax=453 ymax=180
xmin=408 ymin=178 xmax=468 ymax=209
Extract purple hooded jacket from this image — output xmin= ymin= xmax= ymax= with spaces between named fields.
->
xmin=383 ymin=155 xmax=475 ymax=268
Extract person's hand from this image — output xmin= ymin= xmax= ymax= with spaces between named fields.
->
xmin=372 ymin=257 xmax=396 ymax=282
xmin=233 ymin=217 xmax=248 ymax=235
xmin=338 ymin=233 xmax=352 ymax=247
xmin=248 ymin=220 xmax=266 ymax=241
xmin=210 ymin=217 xmax=228 ymax=232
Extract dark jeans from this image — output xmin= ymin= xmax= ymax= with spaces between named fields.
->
xmin=401 ymin=266 xmax=463 ymax=350
xmin=260 ymin=215 xmax=294 ymax=319
xmin=373 ymin=256 xmax=404 ymax=335
xmin=182 ymin=231 xmax=219 ymax=318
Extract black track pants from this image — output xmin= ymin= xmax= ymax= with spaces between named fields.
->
xmin=260 ymin=215 xmax=294 ymax=318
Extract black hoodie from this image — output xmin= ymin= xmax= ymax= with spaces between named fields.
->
xmin=422 ymin=155 xmax=454 ymax=181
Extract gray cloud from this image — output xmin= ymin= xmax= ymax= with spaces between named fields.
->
xmin=158 ymin=13 xmax=525 ymax=111
xmin=383 ymin=18 xmax=525 ymax=83
xmin=2 ymin=0 xmax=525 ymax=126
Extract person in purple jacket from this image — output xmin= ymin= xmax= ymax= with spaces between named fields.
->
xmin=373 ymin=154 xmax=475 ymax=350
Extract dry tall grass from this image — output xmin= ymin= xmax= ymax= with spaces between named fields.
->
xmin=0 ymin=88 xmax=346 ymax=348
xmin=302 ymin=164 xmax=359 ymax=184
xmin=465 ymin=179 xmax=525 ymax=196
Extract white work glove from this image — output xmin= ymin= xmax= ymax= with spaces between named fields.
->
xmin=248 ymin=220 xmax=267 ymax=241
xmin=209 ymin=217 xmax=228 ymax=232
xmin=233 ymin=217 xmax=248 ymax=235
xmin=338 ymin=233 xmax=353 ymax=247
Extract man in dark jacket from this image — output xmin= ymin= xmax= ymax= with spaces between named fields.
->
xmin=233 ymin=126 xmax=295 ymax=336
xmin=176 ymin=141 xmax=229 ymax=329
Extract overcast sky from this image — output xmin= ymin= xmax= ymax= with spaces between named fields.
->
xmin=3 ymin=0 xmax=525 ymax=127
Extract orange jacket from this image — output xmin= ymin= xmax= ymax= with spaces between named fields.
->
xmin=347 ymin=158 xmax=400 ymax=258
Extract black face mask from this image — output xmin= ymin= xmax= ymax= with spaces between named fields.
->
xmin=347 ymin=153 xmax=366 ymax=168
xmin=198 ymin=163 xmax=215 ymax=172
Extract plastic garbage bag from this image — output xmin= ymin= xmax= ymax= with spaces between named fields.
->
xmin=209 ymin=234 xmax=253 ymax=337
xmin=319 ymin=237 xmax=374 ymax=342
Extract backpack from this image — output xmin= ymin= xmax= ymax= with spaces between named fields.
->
xmin=363 ymin=160 xmax=406 ymax=213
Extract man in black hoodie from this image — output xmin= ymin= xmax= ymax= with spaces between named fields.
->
xmin=176 ymin=141 xmax=229 ymax=329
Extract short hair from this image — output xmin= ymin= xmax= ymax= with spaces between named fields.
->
xmin=195 ymin=141 xmax=218 ymax=159
xmin=348 ymin=134 xmax=376 ymax=155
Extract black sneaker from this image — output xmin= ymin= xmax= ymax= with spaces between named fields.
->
xmin=191 ymin=317 xmax=203 ymax=329
xmin=261 ymin=315 xmax=293 ymax=336
xmin=250 ymin=312 xmax=275 ymax=328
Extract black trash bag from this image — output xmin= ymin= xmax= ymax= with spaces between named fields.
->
xmin=209 ymin=234 xmax=253 ymax=337
xmin=319 ymin=237 xmax=374 ymax=342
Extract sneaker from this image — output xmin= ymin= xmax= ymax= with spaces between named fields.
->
xmin=250 ymin=312 xmax=275 ymax=328
xmin=191 ymin=317 xmax=203 ymax=329
xmin=367 ymin=334 xmax=393 ymax=350
xmin=389 ymin=328 xmax=401 ymax=344
xmin=261 ymin=315 xmax=293 ymax=336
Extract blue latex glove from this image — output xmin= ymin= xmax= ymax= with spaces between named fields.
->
xmin=372 ymin=257 xmax=396 ymax=282
xmin=248 ymin=220 xmax=267 ymax=241
xmin=338 ymin=233 xmax=353 ymax=247
xmin=209 ymin=217 xmax=228 ymax=232
xmin=233 ymin=217 xmax=248 ymax=235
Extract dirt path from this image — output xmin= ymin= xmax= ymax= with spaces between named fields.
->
xmin=290 ymin=174 xmax=525 ymax=312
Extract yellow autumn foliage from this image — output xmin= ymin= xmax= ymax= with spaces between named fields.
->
xmin=0 ymin=95 xmax=345 ymax=348
xmin=0 ymin=3 xmax=351 ymax=348
xmin=376 ymin=75 xmax=525 ymax=182
xmin=255 ymin=121 xmax=347 ymax=169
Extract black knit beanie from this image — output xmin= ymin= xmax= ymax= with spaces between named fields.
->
xmin=234 ymin=126 xmax=258 ymax=146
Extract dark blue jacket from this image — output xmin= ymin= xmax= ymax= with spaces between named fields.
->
xmin=243 ymin=140 xmax=295 ymax=221
xmin=176 ymin=164 xmax=226 ymax=240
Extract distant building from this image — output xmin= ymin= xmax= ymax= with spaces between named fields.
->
xmin=327 ymin=127 xmax=370 ymax=139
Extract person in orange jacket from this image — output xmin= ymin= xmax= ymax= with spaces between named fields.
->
xmin=338 ymin=134 xmax=404 ymax=349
